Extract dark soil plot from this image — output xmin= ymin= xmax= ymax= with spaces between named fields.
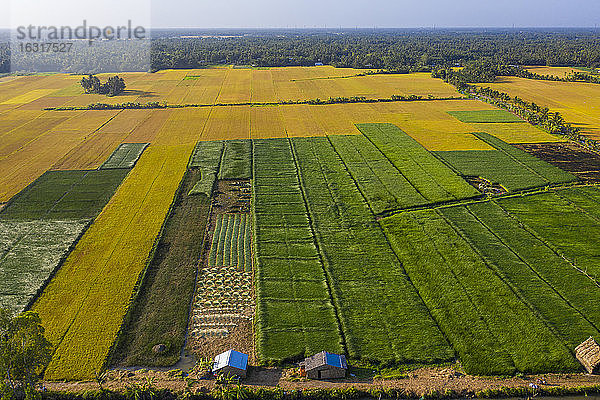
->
xmin=113 ymin=169 xmax=211 ymax=367
xmin=100 ymin=143 xmax=149 ymax=169
xmin=514 ymin=142 xmax=600 ymax=182
xmin=0 ymin=169 xmax=129 ymax=220
xmin=448 ymin=110 xmax=524 ymax=123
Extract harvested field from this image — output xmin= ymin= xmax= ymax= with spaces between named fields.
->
xmin=514 ymin=141 xmax=600 ymax=182
xmin=114 ymin=169 xmax=211 ymax=367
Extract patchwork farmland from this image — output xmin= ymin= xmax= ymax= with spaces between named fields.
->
xmin=2 ymin=66 xmax=600 ymax=385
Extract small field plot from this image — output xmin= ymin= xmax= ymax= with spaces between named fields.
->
xmin=498 ymin=188 xmax=600 ymax=283
xmin=380 ymin=209 xmax=578 ymax=375
xmin=358 ymin=123 xmax=480 ymax=204
xmin=188 ymin=141 xmax=224 ymax=197
xmin=0 ymin=220 xmax=88 ymax=313
xmin=219 ymin=140 xmax=252 ymax=180
xmin=100 ymin=143 xmax=149 ymax=169
xmin=448 ymin=110 xmax=524 ymax=123
xmin=475 ymin=133 xmax=577 ymax=185
xmin=473 ymin=122 xmax=564 ymax=144
xmin=435 ymin=134 xmax=577 ymax=192
xmin=253 ymin=138 xmax=343 ymax=362
xmin=440 ymin=201 xmax=600 ymax=350
xmin=0 ymin=169 xmax=129 ymax=220
xmin=208 ymin=214 xmax=252 ymax=270
xmin=328 ymin=135 xmax=428 ymax=214
xmin=292 ymin=137 xmax=454 ymax=364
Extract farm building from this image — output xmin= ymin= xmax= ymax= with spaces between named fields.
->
xmin=575 ymin=337 xmax=600 ymax=374
xmin=299 ymin=351 xmax=348 ymax=379
xmin=212 ymin=350 xmax=249 ymax=378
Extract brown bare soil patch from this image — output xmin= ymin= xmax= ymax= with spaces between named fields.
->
xmin=515 ymin=142 xmax=600 ymax=182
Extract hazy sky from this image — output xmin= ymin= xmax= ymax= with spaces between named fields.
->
xmin=3 ymin=0 xmax=600 ymax=29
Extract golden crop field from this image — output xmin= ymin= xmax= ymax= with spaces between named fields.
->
xmin=250 ymin=106 xmax=287 ymax=138
xmin=201 ymin=105 xmax=250 ymax=140
xmin=525 ymin=66 xmax=585 ymax=78
xmin=32 ymin=144 xmax=193 ymax=380
xmin=483 ymin=76 xmax=600 ymax=138
xmin=125 ymin=109 xmax=172 ymax=143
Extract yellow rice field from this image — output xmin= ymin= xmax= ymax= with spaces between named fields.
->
xmin=484 ymin=76 xmax=600 ymax=138
xmin=32 ymin=144 xmax=193 ymax=380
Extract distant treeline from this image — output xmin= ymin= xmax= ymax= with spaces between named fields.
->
xmin=2 ymin=29 xmax=600 ymax=73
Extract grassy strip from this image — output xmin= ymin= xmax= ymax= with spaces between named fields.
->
xmin=357 ymin=123 xmax=479 ymax=204
xmin=474 ymin=132 xmax=577 ymax=185
xmin=0 ymin=169 xmax=129 ymax=220
xmin=439 ymin=202 xmax=600 ymax=350
xmin=219 ymin=140 xmax=252 ymax=179
xmin=112 ymin=169 xmax=210 ymax=367
xmin=34 ymin=384 xmax=600 ymax=400
xmin=497 ymin=189 xmax=600 ymax=286
xmin=32 ymin=144 xmax=192 ymax=380
xmin=448 ymin=109 xmax=524 ymax=123
xmin=253 ymin=138 xmax=343 ymax=363
xmin=380 ymin=209 xmax=578 ymax=374
xmin=188 ymin=141 xmax=224 ymax=196
xmin=100 ymin=143 xmax=149 ymax=170
xmin=291 ymin=136 xmax=453 ymax=365
xmin=328 ymin=135 xmax=428 ymax=214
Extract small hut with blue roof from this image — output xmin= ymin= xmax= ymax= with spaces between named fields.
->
xmin=299 ymin=351 xmax=347 ymax=379
xmin=212 ymin=350 xmax=248 ymax=378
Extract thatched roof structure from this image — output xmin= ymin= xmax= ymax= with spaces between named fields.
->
xmin=575 ymin=337 xmax=600 ymax=374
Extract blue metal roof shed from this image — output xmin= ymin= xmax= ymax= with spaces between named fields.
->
xmin=299 ymin=351 xmax=348 ymax=380
xmin=212 ymin=350 xmax=249 ymax=378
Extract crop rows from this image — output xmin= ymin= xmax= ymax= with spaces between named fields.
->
xmin=209 ymin=214 xmax=252 ymax=271
xmin=291 ymin=136 xmax=454 ymax=364
xmin=0 ymin=169 xmax=129 ymax=220
xmin=218 ymin=139 xmax=252 ymax=180
xmin=253 ymin=138 xmax=343 ymax=362
xmin=357 ymin=123 xmax=480 ymax=205
xmin=0 ymin=220 xmax=88 ymax=313
xmin=328 ymin=134 xmax=428 ymax=214
xmin=435 ymin=149 xmax=553 ymax=192
xmin=497 ymin=188 xmax=600 ymax=282
xmin=380 ymin=209 xmax=578 ymax=375
xmin=462 ymin=133 xmax=577 ymax=190
xmin=100 ymin=143 xmax=149 ymax=169
xmin=188 ymin=141 xmax=224 ymax=196
xmin=439 ymin=200 xmax=600 ymax=350
xmin=448 ymin=110 xmax=525 ymax=123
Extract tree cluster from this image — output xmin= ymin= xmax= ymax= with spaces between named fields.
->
xmin=0 ymin=309 xmax=52 ymax=400
xmin=80 ymin=75 xmax=126 ymax=96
